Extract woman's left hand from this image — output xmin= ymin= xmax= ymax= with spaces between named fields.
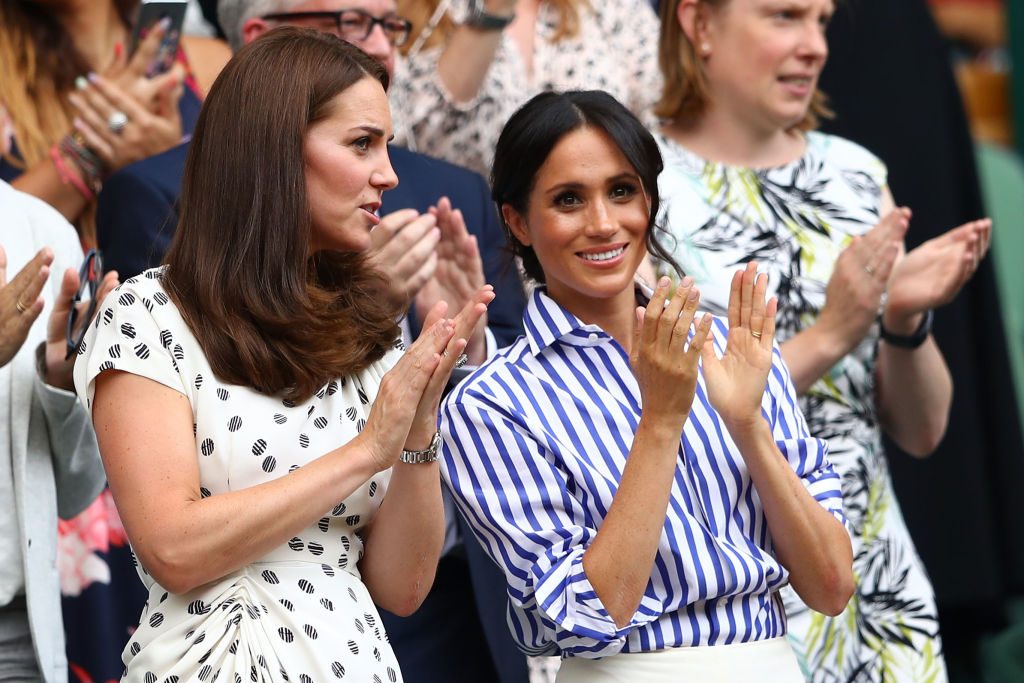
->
xmin=44 ymin=266 xmax=119 ymax=391
xmin=415 ymin=197 xmax=489 ymax=364
xmin=883 ymin=218 xmax=991 ymax=333
xmin=701 ymin=262 xmax=777 ymax=431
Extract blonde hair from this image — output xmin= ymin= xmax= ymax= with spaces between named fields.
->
xmin=399 ymin=0 xmax=588 ymax=55
xmin=655 ymin=0 xmax=831 ymax=131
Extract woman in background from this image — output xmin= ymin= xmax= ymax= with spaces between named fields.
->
xmin=654 ymin=0 xmax=990 ymax=679
xmin=393 ymin=0 xmax=661 ymax=176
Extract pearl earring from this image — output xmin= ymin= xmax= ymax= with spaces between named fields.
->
xmin=701 ymin=42 xmax=711 ymax=55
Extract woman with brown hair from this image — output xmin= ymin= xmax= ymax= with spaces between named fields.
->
xmin=391 ymin=0 xmax=661 ymax=177
xmin=0 ymin=0 xmax=228 ymax=243
xmin=653 ymin=0 xmax=991 ymax=680
xmin=73 ymin=27 xmax=491 ymax=680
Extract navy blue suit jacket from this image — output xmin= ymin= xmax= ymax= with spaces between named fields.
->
xmin=96 ymin=143 xmax=526 ymax=348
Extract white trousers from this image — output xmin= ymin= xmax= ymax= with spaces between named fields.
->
xmin=556 ymin=636 xmax=803 ymax=683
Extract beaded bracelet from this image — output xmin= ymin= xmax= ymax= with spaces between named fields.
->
xmin=58 ymin=134 xmax=104 ymax=194
xmin=49 ymin=144 xmax=94 ymax=201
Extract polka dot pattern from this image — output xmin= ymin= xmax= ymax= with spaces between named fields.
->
xmin=74 ymin=268 xmax=403 ymax=681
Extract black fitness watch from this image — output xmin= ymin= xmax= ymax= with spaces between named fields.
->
xmin=465 ymin=0 xmax=515 ymax=30
xmin=879 ymin=309 xmax=933 ymax=349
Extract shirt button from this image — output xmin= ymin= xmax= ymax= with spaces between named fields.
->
xmin=588 ymin=333 xmax=600 ymax=343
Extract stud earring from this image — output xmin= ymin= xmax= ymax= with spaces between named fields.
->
xmin=700 ymin=42 xmax=711 ymax=55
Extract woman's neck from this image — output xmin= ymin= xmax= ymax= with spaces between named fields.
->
xmin=546 ymin=282 xmax=640 ymax=356
xmin=51 ymin=1 xmax=127 ymax=72
xmin=663 ymin=104 xmax=806 ymax=169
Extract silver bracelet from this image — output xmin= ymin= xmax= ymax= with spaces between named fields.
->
xmin=399 ymin=431 xmax=441 ymax=464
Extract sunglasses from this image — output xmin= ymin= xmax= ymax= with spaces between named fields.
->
xmin=66 ymin=249 xmax=102 ymax=360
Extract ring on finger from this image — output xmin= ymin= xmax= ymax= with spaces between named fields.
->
xmin=454 ymin=353 xmax=469 ymax=369
xmin=107 ymin=110 xmax=129 ymax=135
xmin=750 ymin=330 xmax=762 ymax=339
xmin=864 ymin=263 xmax=875 ymax=276
xmin=15 ymin=299 xmax=28 ymax=314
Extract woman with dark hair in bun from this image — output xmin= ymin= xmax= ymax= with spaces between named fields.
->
xmin=440 ymin=90 xmax=853 ymax=681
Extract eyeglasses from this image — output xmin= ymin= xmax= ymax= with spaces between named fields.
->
xmin=261 ymin=9 xmax=413 ymax=47
xmin=66 ymin=249 xmax=102 ymax=361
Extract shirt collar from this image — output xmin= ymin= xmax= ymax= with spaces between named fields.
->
xmin=522 ymin=280 xmax=654 ymax=356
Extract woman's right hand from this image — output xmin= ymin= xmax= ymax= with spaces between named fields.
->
xmin=816 ymin=207 xmax=909 ymax=353
xmin=103 ymin=19 xmax=187 ymax=114
xmin=0 ymin=246 xmax=51 ymax=368
xmin=631 ymin=276 xmax=713 ymax=427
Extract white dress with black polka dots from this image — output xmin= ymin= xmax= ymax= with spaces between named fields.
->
xmin=74 ymin=268 xmax=404 ymax=683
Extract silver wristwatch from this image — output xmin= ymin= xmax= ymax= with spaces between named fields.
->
xmin=399 ymin=431 xmax=442 ymax=464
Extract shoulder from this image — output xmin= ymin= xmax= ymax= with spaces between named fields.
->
xmin=806 ymin=131 xmax=888 ymax=184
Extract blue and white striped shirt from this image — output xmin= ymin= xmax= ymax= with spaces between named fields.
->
xmin=440 ymin=287 xmax=845 ymax=659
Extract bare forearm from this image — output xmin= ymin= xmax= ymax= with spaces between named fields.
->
xmin=583 ymin=417 xmax=681 ymax=628
xmin=11 ymin=155 xmax=90 ymax=222
xmin=876 ymin=331 xmax=952 ymax=457
xmin=436 ymin=27 xmax=505 ymax=105
xmin=728 ymin=418 xmax=853 ymax=616
xmin=360 ymin=461 xmax=445 ymax=616
xmin=112 ymin=437 xmax=380 ymax=594
xmin=779 ymin=324 xmax=854 ymax=395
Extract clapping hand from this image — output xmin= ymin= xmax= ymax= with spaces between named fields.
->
xmin=43 ymin=263 xmax=119 ymax=391
xmin=631 ymin=276 xmax=713 ymax=426
xmin=0 ymin=247 xmax=51 ymax=368
xmin=358 ymin=286 xmax=494 ymax=472
xmin=67 ymin=72 xmax=183 ymax=174
xmin=367 ymin=209 xmax=441 ymax=308
xmin=103 ymin=18 xmax=187 ymax=113
xmin=415 ymin=197 xmax=489 ymax=364
xmin=817 ymin=208 xmax=909 ymax=354
xmin=883 ymin=218 xmax=992 ymax=334
xmin=701 ymin=262 xmax=777 ymax=431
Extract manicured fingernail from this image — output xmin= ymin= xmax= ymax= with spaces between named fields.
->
xmin=87 ymin=71 xmax=98 ymax=83
xmin=657 ymin=276 xmax=670 ymax=289
xmin=114 ymin=41 xmax=123 ymax=59
xmin=74 ymin=75 xmax=88 ymax=91
xmin=158 ymin=16 xmax=172 ymax=30
xmin=681 ymin=275 xmax=693 ymax=288
xmin=688 ymin=288 xmax=698 ymax=300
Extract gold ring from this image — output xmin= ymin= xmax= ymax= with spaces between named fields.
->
xmin=15 ymin=299 xmax=28 ymax=314
xmin=751 ymin=330 xmax=762 ymax=339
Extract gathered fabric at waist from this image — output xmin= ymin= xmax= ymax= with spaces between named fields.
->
xmin=557 ymin=636 xmax=803 ymax=683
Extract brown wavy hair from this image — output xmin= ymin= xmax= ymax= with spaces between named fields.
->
xmin=399 ymin=0 xmax=588 ymax=54
xmin=162 ymin=27 xmax=402 ymax=403
xmin=655 ymin=0 xmax=832 ymax=130
xmin=0 ymin=0 xmax=138 ymax=243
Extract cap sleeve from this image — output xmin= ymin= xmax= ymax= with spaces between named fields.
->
xmin=73 ymin=274 xmax=189 ymax=415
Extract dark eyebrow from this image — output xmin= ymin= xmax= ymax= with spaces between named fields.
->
xmin=352 ymin=125 xmax=387 ymax=138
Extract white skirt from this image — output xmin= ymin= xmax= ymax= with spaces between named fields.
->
xmin=556 ymin=636 xmax=803 ymax=683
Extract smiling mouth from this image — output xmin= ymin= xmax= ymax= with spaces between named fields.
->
xmin=578 ymin=245 xmax=627 ymax=262
xmin=779 ymin=75 xmax=814 ymax=87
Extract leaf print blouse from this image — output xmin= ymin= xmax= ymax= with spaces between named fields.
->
xmin=655 ymin=131 xmax=948 ymax=683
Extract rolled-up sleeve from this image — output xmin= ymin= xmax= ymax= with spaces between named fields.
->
xmin=765 ymin=345 xmax=846 ymax=525
xmin=441 ymin=388 xmax=661 ymax=657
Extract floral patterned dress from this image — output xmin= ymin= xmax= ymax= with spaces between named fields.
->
xmin=655 ymin=131 xmax=947 ymax=682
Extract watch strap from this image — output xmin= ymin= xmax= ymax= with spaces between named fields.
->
xmin=465 ymin=2 xmax=515 ymax=30
xmin=879 ymin=309 xmax=933 ymax=349
xmin=399 ymin=431 xmax=442 ymax=464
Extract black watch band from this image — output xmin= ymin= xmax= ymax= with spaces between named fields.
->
xmin=465 ymin=2 xmax=515 ymax=30
xmin=879 ymin=309 xmax=933 ymax=349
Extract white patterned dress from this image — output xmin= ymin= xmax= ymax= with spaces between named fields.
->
xmin=73 ymin=268 xmax=404 ymax=683
xmin=655 ymin=132 xmax=948 ymax=682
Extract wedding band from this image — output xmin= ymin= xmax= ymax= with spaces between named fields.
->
xmin=751 ymin=330 xmax=762 ymax=339
xmin=15 ymin=299 xmax=28 ymax=314
xmin=107 ymin=110 xmax=128 ymax=135
xmin=864 ymin=264 xmax=875 ymax=275
xmin=454 ymin=353 xmax=469 ymax=369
